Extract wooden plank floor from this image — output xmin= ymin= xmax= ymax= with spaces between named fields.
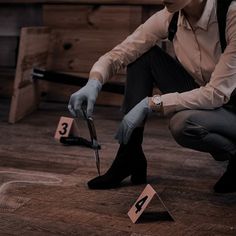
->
xmin=0 ymin=98 xmax=236 ymax=236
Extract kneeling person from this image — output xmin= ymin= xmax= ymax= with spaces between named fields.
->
xmin=68 ymin=0 xmax=236 ymax=193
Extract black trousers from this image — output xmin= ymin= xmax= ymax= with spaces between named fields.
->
xmin=122 ymin=46 xmax=236 ymax=161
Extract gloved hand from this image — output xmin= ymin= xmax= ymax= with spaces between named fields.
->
xmin=68 ymin=79 xmax=102 ymax=118
xmin=115 ymin=97 xmax=152 ymax=144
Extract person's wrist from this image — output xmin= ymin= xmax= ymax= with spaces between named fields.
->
xmin=87 ymin=78 xmax=102 ymax=91
xmin=89 ymin=77 xmax=103 ymax=85
xmin=149 ymin=95 xmax=164 ymax=113
xmin=148 ymin=97 xmax=156 ymax=110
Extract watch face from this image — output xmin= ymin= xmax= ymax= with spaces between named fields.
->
xmin=152 ymin=95 xmax=162 ymax=105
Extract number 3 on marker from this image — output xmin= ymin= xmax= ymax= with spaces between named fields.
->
xmin=54 ymin=117 xmax=75 ymax=140
xmin=135 ymin=195 xmax=148 ymax=214
xmin=59 ymin=122 xmax=68 ymax=135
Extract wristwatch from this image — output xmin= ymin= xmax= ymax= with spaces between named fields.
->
xmin=151 ymin=95 xmax=163 ymax=112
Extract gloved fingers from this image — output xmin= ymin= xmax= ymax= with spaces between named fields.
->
xmin=68 ymin=93 xmax=82 ymax=116
xmin=71 ymin=98 xmax=87 ymax=119
xmin=68 ymin=94 xmax=78 ymax=117
xmin=78 ymin=108 xmax=87 ymax=119
xmin=86 ymin=99 xmax=95 ymax=118
xmin=68 ymin=104 xmax=77 ymax=117
xmin=72 ymin=99 xmax=84 ymax=117
xmin=69 ymin=98 xmax=92 ymax=120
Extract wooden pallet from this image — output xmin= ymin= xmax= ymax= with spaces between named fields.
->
xmin=8 ymin=3 xmax=164 ymax=123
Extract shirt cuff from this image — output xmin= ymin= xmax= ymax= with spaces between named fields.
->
xmin=161 ymin=92 xmax=179 ymax=115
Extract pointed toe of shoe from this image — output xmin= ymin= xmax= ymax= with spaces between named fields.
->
xmin=87 ymin=176 xmax=102 ymax=189
xmin=214 ymin=182 xmax=236 ymax=194
xmin=87 ymin=175 xmax=120 ymax=189
xmin=214 ymin=172 xmax=236 ymax=193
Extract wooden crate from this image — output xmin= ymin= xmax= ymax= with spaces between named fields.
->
xmin=9 ymin=27 xmax=51 ymax=123
xmin=44 ymin=5 xmax=141 ymax=72
xmin=43 ymin=5 xmax=141 ymax=103
xmin=9 ymin=5 xmax=143 ymax=123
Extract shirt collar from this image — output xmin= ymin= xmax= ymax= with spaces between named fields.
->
xmin=177 ymin=0 xmax=214 ymax=31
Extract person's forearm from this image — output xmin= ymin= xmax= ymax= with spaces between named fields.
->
xmin=89 ymin=9 xmax=169 ymax=84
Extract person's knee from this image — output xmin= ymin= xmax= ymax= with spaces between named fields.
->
xmin=169 ymin=110 xmax=208 ymax=147
xmin=169 ymin=111 xmax=187 ymax=145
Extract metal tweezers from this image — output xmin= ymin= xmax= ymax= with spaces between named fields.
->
xmin=82 ymin=108 xmax=101 ymax=176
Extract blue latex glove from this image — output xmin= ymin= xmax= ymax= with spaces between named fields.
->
xmin=68 ymin=79 xmax=102 ymax=118
xmin=115 ymin=97 xmax=151 ymax=144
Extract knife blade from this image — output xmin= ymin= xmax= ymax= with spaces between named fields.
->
xmin=82 ymin=108 xmax=101 ymax=176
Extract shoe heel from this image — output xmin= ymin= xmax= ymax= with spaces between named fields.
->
xmin=130 ymin=168 xmax=147 ymax=185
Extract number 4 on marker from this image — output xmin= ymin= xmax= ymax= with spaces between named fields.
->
xmin=135 ymin=195 xmax=148 ymax=214
xmin=128 ymin=184 xmax=156 ymax=223
xmin=128 ymin=184 xmax=174 ymax=224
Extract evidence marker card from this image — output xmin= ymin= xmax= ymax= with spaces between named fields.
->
xmin=128 ymin=184 xmax=156 ymax=223
xmin=54 ymin=116 xmax=76 ymax=140
xmin=128 ymin=184 xmax=174 ymax=223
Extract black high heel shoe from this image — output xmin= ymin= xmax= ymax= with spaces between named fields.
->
xmin=87 ymin=128 xmax=147 ymax=189
xmin=214 ymin=156 xmax=236 ymax=193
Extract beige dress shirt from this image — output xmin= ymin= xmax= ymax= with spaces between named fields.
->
xmin=89 ymin=0 xmax=236 ymax=115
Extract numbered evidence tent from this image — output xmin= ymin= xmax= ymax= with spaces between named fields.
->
xmin=128 ymin=184 xmax=174 ymax=224
xmin=8 ymin=5 xmax=143 ymax=123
